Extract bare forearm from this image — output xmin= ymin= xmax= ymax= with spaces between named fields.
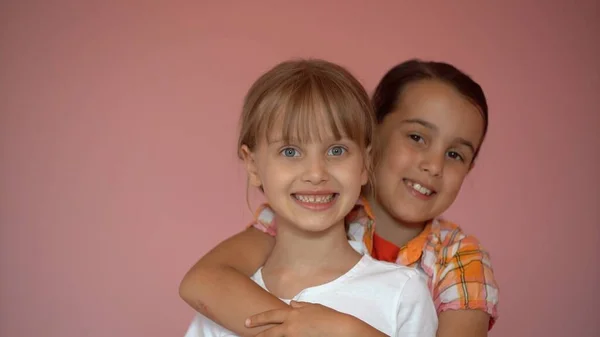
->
xmin=436 ymin=310 xmax=489 ymax=337
xmin=179 ymin=228 xmax=282 ymax=337
xmin=180 ymin=264 xmax=288 ymax=337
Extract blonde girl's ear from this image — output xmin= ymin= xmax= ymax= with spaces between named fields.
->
xmin=360 ymin=144 xmax=373 ymax=186
xmin=240 ymin=145 xmax=262 ymax=187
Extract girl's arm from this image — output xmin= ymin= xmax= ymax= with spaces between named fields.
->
xmin=247 ymin=301 xmax=390 ymax=337
xmin=246 ymin=273 xmax=437 ymax=337
xmin=179 ymin=227 xmax=288 ymax=337
xmin=437 ymin=310 xmax=489 ymax=337
xmin=433 ymin=229 xmax=499 ymax=337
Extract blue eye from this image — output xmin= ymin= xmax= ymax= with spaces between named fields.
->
xmin=447 ymin=151 xmax=464 ymax=161
xmin=327 ymin=146 xmax=346 ymax=156
xmin=281 ymin=147 xmax=299 ymax=157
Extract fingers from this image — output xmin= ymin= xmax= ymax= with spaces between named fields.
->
xmin=245 ymin=308 xmax=290 ymax=328
xmin=289 ymin=300 xmax=308 ymax=308
xmin=253 ymin=324 xmax=287 ymax=337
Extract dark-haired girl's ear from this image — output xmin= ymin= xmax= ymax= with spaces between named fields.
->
xmin=469 ymin=160 xmax=476 ymax=171
xmin=240 ymin=145 xmax=262 ymax=187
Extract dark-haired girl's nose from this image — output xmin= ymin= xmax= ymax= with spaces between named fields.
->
xmin=419 ymin=152 xmax=444 ymax=177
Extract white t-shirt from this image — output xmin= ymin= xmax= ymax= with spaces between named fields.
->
xmin=184 ymin=241 xmax=437 ymax=337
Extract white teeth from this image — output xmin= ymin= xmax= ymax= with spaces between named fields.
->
xmin=407 ymin=181 xmax=433 ymax=196
xmin=294 ymin=194 xmax=334 ymax=203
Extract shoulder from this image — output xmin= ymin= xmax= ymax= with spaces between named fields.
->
xmin=359 ymin=257 xmax=438 ymax=336
xmin=345 ymin=254 xmax=433 ymax=317
xmin=430 ymin=218 xmax=493 ymax=265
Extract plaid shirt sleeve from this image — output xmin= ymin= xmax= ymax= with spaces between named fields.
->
xmin=432 ymin=228 xmax=499 ymax=329
xmin=249 ymin=204 xmax=278 ymax=236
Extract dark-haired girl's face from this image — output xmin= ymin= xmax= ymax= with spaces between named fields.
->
xmin=373 ymin=79 xmax=485 ymax=225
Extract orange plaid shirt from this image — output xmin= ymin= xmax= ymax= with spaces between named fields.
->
xmin=252 ymin=198 xmax=499 ymax=330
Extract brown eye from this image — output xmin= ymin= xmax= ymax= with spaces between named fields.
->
xmin=409 ymin=134 xmax=424 ymax=143
xmin=446 ymin=151 xmax=464 ymax=161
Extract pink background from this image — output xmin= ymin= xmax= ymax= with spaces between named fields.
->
xmin=1 ymin=1 xmax=598 ymax=336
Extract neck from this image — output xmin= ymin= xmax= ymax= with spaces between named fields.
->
xmin=261 ymin=215 xmax=361 ymax=298
xmin=366 ymin=194 xmax=426 ymax=248
xmin=265 ymin=216 xmax=358 ymax=270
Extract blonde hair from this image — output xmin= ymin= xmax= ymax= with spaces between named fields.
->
xmin=239 ymin=58 xmax=374 ymax=153
xmin=238 ymin=59 xmax=376 ymax=203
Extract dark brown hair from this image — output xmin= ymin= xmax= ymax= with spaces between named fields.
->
xmin=372 ymin=59 xmax=489 ymax=160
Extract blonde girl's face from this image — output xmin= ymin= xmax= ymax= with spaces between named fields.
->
xmin=374 ymin=79 xmax=485 ymax=225
xmin=241 ymin=122 xmax=369 ymax=233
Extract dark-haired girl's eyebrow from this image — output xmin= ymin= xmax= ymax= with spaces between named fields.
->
xmin=456 ymin=138 xmax=476 ymax=155
xmin=400 ymin=118 xmax=437 ymax=130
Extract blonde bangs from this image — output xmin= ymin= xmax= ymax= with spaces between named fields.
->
xmin=239 ymin=59 xmax=374 ymax=156
xmin=259 ymin=74 xmax=370 ymax=150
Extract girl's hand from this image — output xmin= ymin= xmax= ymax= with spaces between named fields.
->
xmin=245 ymin=300 xmax=366 ymax=337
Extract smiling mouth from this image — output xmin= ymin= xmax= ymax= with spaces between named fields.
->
xmin=403 ymin=179 xmax=435 ymax=196
xmin=292 ymin=193 xmax=338 ymax=203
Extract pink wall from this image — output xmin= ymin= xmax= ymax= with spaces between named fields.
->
xmin=1 ymin=1 xmax=598 ymax=336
